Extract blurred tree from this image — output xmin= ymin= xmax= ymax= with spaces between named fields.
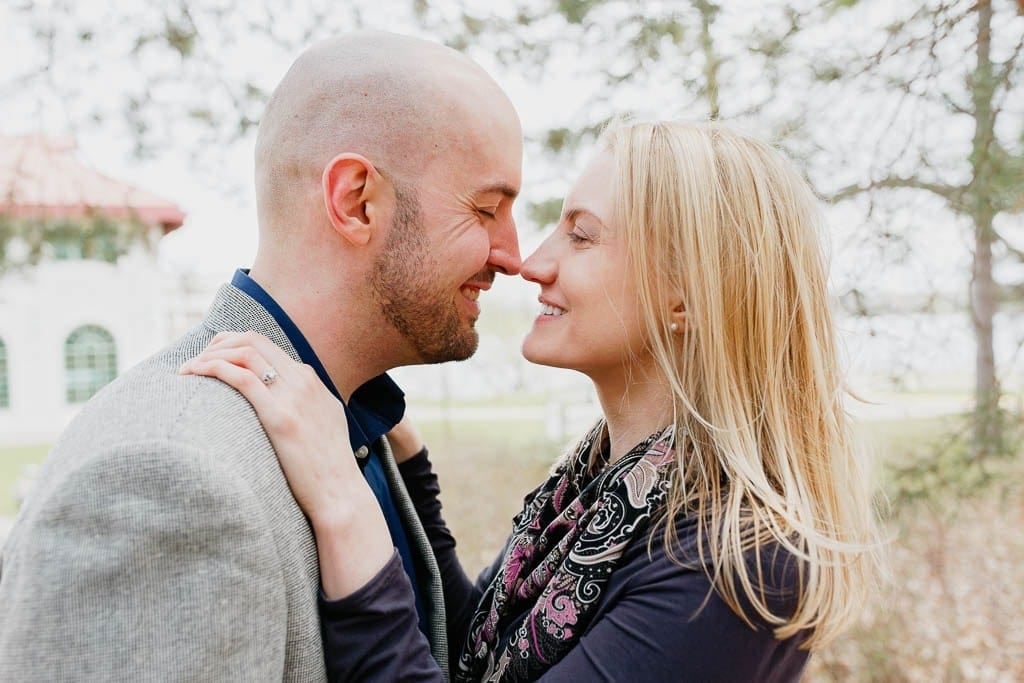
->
xmin=6 ymin=1 xmax=1022 ymax=465
xmin=817 ymin=0 xmax=1024 ymax=459
xmin=0 ymin=215 xmax=150 ymax=276
xmin=2 ymin=0 xmax=812 ymax=262
xmin=417 ymin=0 xmax=1024 ymax=464
xmin=2 ymin=1 xmax=342 ymax=165
xmin=411 ymin=0 xmax=812 ymax=226
xmin=0 ymin=0 xmax=386 ymax=273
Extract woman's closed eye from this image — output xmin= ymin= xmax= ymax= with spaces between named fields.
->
xmin=568 ymin=225 xmax=595 ymax=245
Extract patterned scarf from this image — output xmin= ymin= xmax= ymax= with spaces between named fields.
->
xmin=455 ymin=421 xmax=677 ymax=682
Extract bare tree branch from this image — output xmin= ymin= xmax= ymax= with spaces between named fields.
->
xmin=828 ymin=176 xmax=963 ymax=203
xmin=994 ymin=226 xmax=1024 ymax=262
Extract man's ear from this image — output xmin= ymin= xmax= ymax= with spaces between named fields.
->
xmin=322 ymin=154 xmax=382 ymax=247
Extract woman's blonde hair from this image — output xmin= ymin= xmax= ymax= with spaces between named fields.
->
xmin=602 ymin=120 xmax=881 ymax=649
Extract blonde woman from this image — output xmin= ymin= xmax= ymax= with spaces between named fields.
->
xmin=184 ymin=120 xmax=880 ymax=681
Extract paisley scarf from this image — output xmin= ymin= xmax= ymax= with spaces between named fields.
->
xmin=455 ymin=421 xmax=677 ymax=682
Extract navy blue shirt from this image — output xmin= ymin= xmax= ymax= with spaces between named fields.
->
xmin=231 ymin=269 xmax=427 ymax=634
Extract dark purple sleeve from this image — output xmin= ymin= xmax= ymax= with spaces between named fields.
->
xmin=318 ymin=551 xmax=443 ymax=682
xmin=398 ymin=448 xmax=497 ymax=652
xmin=397 ymin=451 xmax=808 ymax=681
xmin=534 ymin=536 xmax=810 ymax=682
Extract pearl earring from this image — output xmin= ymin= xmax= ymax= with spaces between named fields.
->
xmin=669 ymin=322 xmax=679 ymax=332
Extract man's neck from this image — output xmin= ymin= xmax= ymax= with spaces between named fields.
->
xmin=247 ymin=266 xmax=399 ymax=401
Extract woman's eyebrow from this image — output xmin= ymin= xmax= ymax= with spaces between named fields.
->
xmin=563 ymin=207 xmax=606 ymax=227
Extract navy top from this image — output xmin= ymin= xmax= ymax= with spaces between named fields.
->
xmin=231 ymin=269 xmax=426 ymax=633
xmin=318 ymin=447 xmax=811 ymax=682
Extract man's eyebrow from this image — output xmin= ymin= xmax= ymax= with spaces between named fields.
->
xmin=475 ymin=183 xmax=519 ymax=201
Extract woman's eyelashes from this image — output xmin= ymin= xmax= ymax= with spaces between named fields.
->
xmin=568 ymin=224 xmax=595 ymax=245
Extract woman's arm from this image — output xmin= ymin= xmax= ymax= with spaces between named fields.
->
xmin=181 ymin=331 xmax=443 ymax=681
xmin=388 ymin=417 xmax=497 ymax=648
xmin=395 ymin=443 xmax=496 ymax=650
xmin=181 ymin=331 xmax=393 ymax=598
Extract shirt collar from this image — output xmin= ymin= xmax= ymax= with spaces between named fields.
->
xmin=230 ymin=269 xmax=405 ymax=451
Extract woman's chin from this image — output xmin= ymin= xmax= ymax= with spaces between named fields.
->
xmin=520 ymin=344 xmax=577 ymax=370
xmin=520 ymin=341 xmax=566 ymax=370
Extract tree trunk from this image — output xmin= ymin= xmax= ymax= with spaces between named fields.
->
xmin=971 ymin=211 xmax=1001 ymax=458
xmin=968 ymin=0 xmax=1002 ymax=458
xmin=696 ymin=1 xmax=721 ymax=120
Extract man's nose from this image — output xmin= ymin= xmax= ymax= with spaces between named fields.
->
xmin=488 ymin=220 xmax=522 ymax=276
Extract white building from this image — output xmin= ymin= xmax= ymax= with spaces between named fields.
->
xmin=0 ymin=135 xmax=186 ymax=446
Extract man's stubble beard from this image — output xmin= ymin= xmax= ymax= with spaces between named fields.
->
xmin=370 ymin=182 xmax=480 ymax=364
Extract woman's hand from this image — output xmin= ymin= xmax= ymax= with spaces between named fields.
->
xmin=179 ymin=330 xmax=393 ymax=599
xmin=179 ymin=330 xmax=357 ymax=518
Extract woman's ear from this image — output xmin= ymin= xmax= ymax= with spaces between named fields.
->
xmin=322 ymin=154 xmax=382 ymax=247
xmin=669 ymin=302 xmax=686 ymax=333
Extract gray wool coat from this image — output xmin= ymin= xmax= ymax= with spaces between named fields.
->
xmin=0 ymin=283 xmax=447 ymax=682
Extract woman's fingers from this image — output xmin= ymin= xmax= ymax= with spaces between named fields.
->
xmin=181 ymin=356 xmax=278 ymax=418
xmin=183 ymin=329 xmax=395 ymax=599
xmin=184 ymin=345 xmax=270 ymax=376
xmin=180 ymin=330 xmax=359 ymax=519
xmin=204 ymin=330 xmax=284 ymax=356
xmin=209 ymin=331 xmax=291 ymax=364
xmin=183 ymin=331 xmax=308 ymax=389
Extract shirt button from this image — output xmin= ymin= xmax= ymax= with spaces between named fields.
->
xmin=354 ymin=445 xmax=370 ymax=459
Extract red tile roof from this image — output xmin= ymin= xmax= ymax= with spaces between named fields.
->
xmin=0 ymin=135 xmax=186 ymax=233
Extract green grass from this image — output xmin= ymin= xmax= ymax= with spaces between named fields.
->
xmin=417 ymin=417 xmax=551 ymax=452
xmin=407 ymin=393 xmax=554 ymax=409
xmin=858 ymin=415 xmax=960 ymax=460
xmin=0 ymin=443 xmax=50 ymax=517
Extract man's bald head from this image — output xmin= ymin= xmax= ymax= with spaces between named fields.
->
xmin=254 ymin=31 xmax=517 ymax=239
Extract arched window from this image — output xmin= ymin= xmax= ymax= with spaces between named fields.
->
xmin=0 ymin=337 xmax=8 ymax=409
xmin=65 ymin=325 xmax=117 ymax=404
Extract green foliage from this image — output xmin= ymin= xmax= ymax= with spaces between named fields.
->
xmin=0 ymin=214 xmax=150 ymax=275
xmin=0 ymin=218 xmax=13 ymax=267
xmin=630 ymin=16 xmax=686 ymax=61
xmin=812 ymin=64 xmax=845 ymax=83
xmin=988 ymin=147 xmax=1024 ymax=213
xmin=527 ymin=197 xmax=564 ymax=229
xmin=544 ymin=127 xmax=574 ymax=154
xmin=412 ymin=0 xmax=811 ymax=232
xmin=555 ymin=0 xmax=601 ymax=25
xmin=0 ymin=443 xmax=49 ymax=517
xmin=825 ymin=0 xmax=862 ymax=11
xmin=883 ymin=409 xmax=1023 ymax=516
xmin=163 ymin=16 xmax=197 ymax=58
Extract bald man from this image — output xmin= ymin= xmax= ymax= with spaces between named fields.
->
xmin=0 ymin=32 xmax=522 ymax=681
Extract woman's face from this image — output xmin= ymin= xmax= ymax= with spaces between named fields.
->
xmin=520 ymin=148 xmax=652 ymax=384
